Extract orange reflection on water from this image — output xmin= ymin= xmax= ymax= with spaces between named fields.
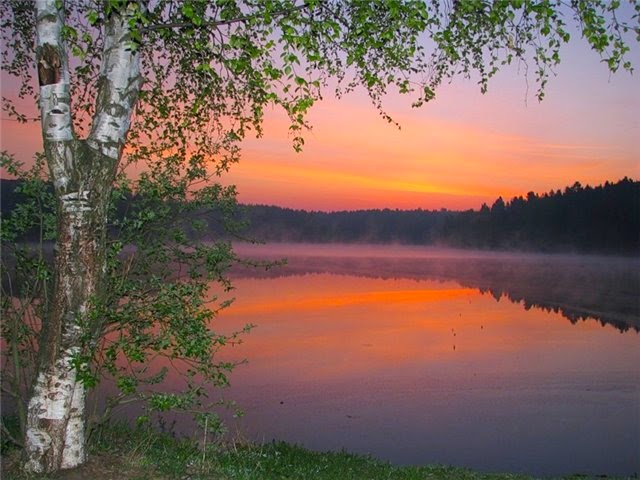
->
xmin=228 ymin=283 xmax=474 ymax=316
xmin=218 ymin=273 xmax=639 ymax=385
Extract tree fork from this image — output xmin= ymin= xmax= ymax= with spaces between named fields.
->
xmin=24 ymin=0 xmax=141 ymax=473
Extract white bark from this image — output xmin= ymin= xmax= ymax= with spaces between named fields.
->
xmin=24 ymin=0 xmax=142 ymax=474
xmin=24 ymin=1 xmax=81 ymax=474
xmin=24 ymin=349 xmax=84 ymax=473
xmin=36 ymin=0 xmax=73 ymax=170
xmin=24 ymin=200 xmax=96 ymax=473
xmin=88 ymin=1 xmax=143 ymax=161
xmin=61 ymin=381 xmax=86 ymax=469
xmin=40 ymin=83 xmax=73 ymax=142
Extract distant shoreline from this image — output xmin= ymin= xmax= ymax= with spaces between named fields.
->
xmin=3 ymin=178 xmax=639 ymax=256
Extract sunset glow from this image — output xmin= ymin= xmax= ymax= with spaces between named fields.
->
xmin=222 ymin=36 xmax=640 ymax=211
xmin=1 ymin=40 xmax=638 ymax=211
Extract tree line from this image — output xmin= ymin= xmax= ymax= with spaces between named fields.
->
xmin=3 ymin=177 xmax=638 ymax=254
xmin=238 ymin=178 xmax=639 ymax=254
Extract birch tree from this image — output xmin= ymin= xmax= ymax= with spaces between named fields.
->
xmin=1 ymin=0 xmax=637 ymax=474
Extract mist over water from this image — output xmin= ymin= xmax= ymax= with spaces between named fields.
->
xmin=214 ymin=244 xmax=640 ymax=476
xmin=90 ymin=244 xmax=639 ymax=476
xmin=232 ymin=243 xmax=640 ymax=332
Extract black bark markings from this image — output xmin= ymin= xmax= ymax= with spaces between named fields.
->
xmin=38 ymin=44 xmax=61 ymax=86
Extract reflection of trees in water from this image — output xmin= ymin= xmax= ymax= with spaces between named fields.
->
xmin=232 ymin=253 xmax=640 ymax=333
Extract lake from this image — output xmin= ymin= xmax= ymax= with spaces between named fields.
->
xmin=210 ymin=244 xmax=639 ymax=477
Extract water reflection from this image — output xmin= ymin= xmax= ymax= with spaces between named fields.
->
xmin=232 ymin=244 xmax=640 ymax=332
xmin=221 ymin=274 xmax=638 ymax=383
xmin=214 ymin=244 xmax=639 ymax=476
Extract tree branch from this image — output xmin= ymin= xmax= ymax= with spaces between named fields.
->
xmin=87 ymin=2 xmax=143 ymax=162
xmin=35 ymin=0 xmax=74 ymax=189
xmin=141 ymin=2 xmax=311 ymax=33
xmin=0 ymin=419 xmax=23 ymax=448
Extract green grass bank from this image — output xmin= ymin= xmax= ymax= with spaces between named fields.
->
xmin=1 ymin=421 xmax=635 ymax=480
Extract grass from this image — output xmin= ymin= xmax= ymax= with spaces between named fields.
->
xmin=1 ymin=421 xmax=636 ymax=480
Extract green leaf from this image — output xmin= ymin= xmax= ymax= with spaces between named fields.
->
xmin=87 ymin=10 xmax=99 ymax=26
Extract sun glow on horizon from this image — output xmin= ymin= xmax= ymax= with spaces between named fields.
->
xmin=2 ymin=39 xmax=638 ymax=211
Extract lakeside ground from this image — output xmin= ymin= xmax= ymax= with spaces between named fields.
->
xmin=2 ymin=422 xmax=635 ymax=480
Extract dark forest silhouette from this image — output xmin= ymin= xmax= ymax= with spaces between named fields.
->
xmin=240 ymin=178 xmax=639 ymax=254
xmin=2 ymin=177 xmax=638 ymax=255
xmin=3 ymin=178 xmax=638 ymax=331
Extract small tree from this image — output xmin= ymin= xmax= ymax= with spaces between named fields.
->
xmin=1 ymin=0 xmax=637 ymax=474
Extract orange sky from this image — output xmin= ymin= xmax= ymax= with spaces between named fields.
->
xmin=230 ymin=41 xmax=639 ymax=211
xmin=1 ymin=40 xmax=638 ymax=211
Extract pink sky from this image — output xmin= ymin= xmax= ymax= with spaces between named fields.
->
xmin=230 ymin=39 xmax=639 ymax=211
xmin=1 ymin=39 xmax=638 ymax=212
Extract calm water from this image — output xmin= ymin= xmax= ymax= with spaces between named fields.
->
xmin=212 ymin=244 xmax=640 ymax=477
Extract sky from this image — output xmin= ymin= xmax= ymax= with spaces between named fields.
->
xmin=230 ymin=37 xmax=639 ymax=211
xmin=1 ymin=31 xmax=639 ymax=212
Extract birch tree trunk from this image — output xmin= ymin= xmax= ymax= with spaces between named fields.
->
xmin=24 ymin=0 xmax=142 ymax=473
